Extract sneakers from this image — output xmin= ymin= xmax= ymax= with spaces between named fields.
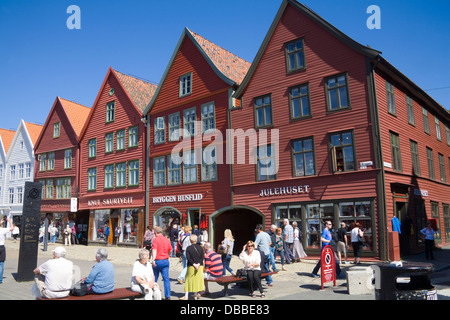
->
xmin=177 ymin=278 xmax=184 ymax=284
xmin=311 ymin=273 xmax=319 ymax=278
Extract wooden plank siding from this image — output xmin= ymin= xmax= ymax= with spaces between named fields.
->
xmin=78 ymin=72 xmax=147 ymax=209
xmin=148 ymin=35 xmax=233 ymax=227
xmin=374 ymin=69 xmax=450 ymax=245
xmin=231 ymin=3 xmax=380 ymax=235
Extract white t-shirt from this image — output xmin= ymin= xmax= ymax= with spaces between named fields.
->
xmin=38 ymin=258 xmax=73 ymax=298
xmin=239 ymin=250 xmax=261 ymax=271
xmin=351 ymin=228 xmax=362 ymax=243
xmin=131 ymin=260 xmax=154 ymax=286
xmin=0 ymin=228 xmax=10 ymax=245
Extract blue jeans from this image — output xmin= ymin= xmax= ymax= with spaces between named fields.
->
xmin=269 ymin=247 xmax=277 ymax=271
xmin=171 ymin=242 xmax=177 ymax=257
xmin=264 ymin=261 xmax=273 ymax=285
xmin=0 ymin=261 xmax=4 ymax=284
xmin=222 ymin=254 xmax=234 ymax=275
xmin=50 ymin=235 xmax=56 ymax=243
xmin=178 ymin=252 xmax=187 ymax=280
xmin=274 ymin=249 xmax=285 ymax=265
xmin=153 ymin=259 xmax=171 ymax=299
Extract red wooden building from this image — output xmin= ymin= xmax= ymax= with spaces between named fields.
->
xmin=78 ymin=67 xmax=157 ymax=247
xmin=34 ymin=97 xmax=90 ymax=242
xmin=231 ymin=0 xmax=449 ymax=260
xmin=143 ymin=28 xmax=250 ymax=248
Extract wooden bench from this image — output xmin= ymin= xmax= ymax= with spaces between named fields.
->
xmin=37 ymin=287 xmax=144 ymax=300
xmin=206 ymin=271 xmax=278 ymax=297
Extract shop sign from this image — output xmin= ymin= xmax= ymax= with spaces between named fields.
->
xmin=88 ymin=197 xmax=133 ymax=207
xmin=152 ymin=193 xmax=203 ymax=204
xmin=414 ymin=189 xmax=428 ymax=197
xmin=321 ymin=245 xmax=336 ymax=290
xmin=70 ymin=197 xmax=78 ymax=212
xmin=259 ymin=185 xmax=310 ymax=197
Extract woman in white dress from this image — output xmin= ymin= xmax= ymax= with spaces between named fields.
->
xmin=292 ymin=222 xmax=307 ymax=262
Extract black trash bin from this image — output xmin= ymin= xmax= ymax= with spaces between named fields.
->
xmin=374 ymin=262 xmax=437 ymax=300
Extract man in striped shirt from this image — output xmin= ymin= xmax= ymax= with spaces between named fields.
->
xmin=202 ymin=242 xmax=224 ymax=296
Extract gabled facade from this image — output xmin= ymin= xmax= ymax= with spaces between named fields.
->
xmin=33 ymin=97 xmax=90 ymax=243
xmin=231 ymin=0 xmax=449 ymax=260
xmin=144 ymin=28 xmax=251 ymax=248
xmin=0 ymin=128 xmax=16 ymax=221
xmin=78 ymin=67 xmax=157 ymax=247
xmin=0 ymin=120 xmax=42 ymax=226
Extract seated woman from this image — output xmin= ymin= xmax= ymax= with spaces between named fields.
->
xmin=239 ymin=240 xmax=264 ymax=298
xmin=130 ymin=249 xmax=161 ymax=300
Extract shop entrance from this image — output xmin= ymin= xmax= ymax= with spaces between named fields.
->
xmin=154 ymin=207 xmax=181 ymax=238
xmin=212 ymin=207 xmax=264 ymax=255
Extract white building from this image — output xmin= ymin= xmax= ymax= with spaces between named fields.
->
xmin=0 ymin=120 xmax=42 ymax=227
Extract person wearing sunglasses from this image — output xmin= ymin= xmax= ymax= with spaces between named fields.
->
xmin=239 ymin=241 xmax=265 ymax=298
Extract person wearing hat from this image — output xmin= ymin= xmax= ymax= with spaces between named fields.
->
xmin=0 ymin=215 xmax=14 ymax=284
xmin=32 ymin=246 xmax=74 ymax=299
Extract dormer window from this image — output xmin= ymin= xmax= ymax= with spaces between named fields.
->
xmin=285 ymin=38 xmax=305 ymax=73
xmin=53 ymin=122 xmax=60 ymax=138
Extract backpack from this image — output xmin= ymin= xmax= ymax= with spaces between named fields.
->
xmin=176 ymin=234 xmax=188 ymax=258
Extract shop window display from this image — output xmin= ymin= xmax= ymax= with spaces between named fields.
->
xmin=306 ymin=203 xmax=333 ymax=249
xmin=339 ymin=201 xmax=373 ymax=251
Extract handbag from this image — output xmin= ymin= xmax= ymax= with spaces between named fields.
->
xmin=235 ymin=268 xmax=248 ymax=279
xmin=217 ymin=244 xmax=226 ymax=255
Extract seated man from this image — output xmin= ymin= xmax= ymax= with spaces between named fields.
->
xmin=202 ymin=242 xmax=224 ymax=296
xmin=32 ymin=246 xmax=73 ymax=299
xmin=81 ymin=248 xmax=115 ymax=294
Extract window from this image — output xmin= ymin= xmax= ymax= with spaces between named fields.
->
xmin=406 ymin=95 xmax=415 ymax=126
xmin=386 ymin=81 xmax=396 ymax=115
xmin=183 ymin=108 xmax=196 ymax=137
xmin=154 ymin=117 xmax=165 ymax=144
xmin=438 ymin=153 xmax=446 ymax=183
xmin=17 ymin=187 xmax=23 ymax=204
xmin=25 ymin=162 xmax=31 ymax=178
xmin=422 ymin=107 xmax=430 ymax=134
xmin=88 ymin=168 xmax=97 ymax=191
xmin=274 ymin=204 xmax=302 ymax=230
xmin=64 ymin=149 xmax=72 ymax=169
xmin=426 ymin=147 xmax=435 ymax=180
xmin=254 ymin=94 xmax=273 ymax=128
xmin=431 ymin=202 xmax=441 ymax=240
xmin=285 ymin=38 xmax=305 ymax=73
xmin=128 ymin=160 xmax=139 ymax=186
xmin=39 ymin=154 xmax=46 ymax=171
xmin=117 ymin=130 xmax=126 ymax=150
xmin=256 ymin=144 xmax=277 ymax=181
xmin=410 ymin=140 xmax=421 ymax=176
xmin=56 ymin=178 xmax=71 ymax=199
xmin=47 ymin=152 xmax=55 ymax=171
xmin=153 ymin=157 xmax=166 ymax=186
xmin=0 ymin=164 xmax=2 ymax=178
xmin=435 ymin=117 xmax=441 ymax=141
xmin=168 ymin=155 xmax=181 ymax=185
xmin=168 ymin=112 xmax=180 ymax=141
xmin=18 ymin=163 xmax=24 ymax=179
xmin=183 ymin=150 xmax=197 ymax=184
xmin=179 ymin=73 xmax=192 ymax=97
xmin=292 ymin=138 xmax=315 ymax=177
xmin=202 ymin=146 xmax=217 ymax=181
xmin=46 ymin=179 xmax=54 ymax=198
xmin=325 ymin=74 xmax=350 ymax=111
xmin=10 ymin=165 xmax=16 ymax=180
xmin=201 ymin=102 xmax=215 ymax=134
xmin=105 ymin=132 xmax=114 ymax=153
xmin=290 ymin=84 xmax=311 ymax=119
xmin=129 ymin=126 xmax=139 ymax=148
xmin=39 ymin=180 xmax=45 ymax=198
xmin=89 ymin=139 xmax=97 ymax=158
xmin=116 ymin=162 xmax=126 ymax=187
xmin=53 ymin=122 xmax=60 ymax=138
xmin=339 ymin=201 xmax=373 ymax=250
xmin=330 ymin=131 xmax=355 ymax=172
xmin=104 ymin=164 xmax=114 ymax=189
xmin=306 ymin=203 xmax=334 ymax=249
xmin=9 ymin=188 xmax=14 ymax=204
xmin=390 ymin=132 xmax=402 ymax=172
xmin=446 ymin=126 xmax=450 ymax=146
xmin=444 ymin=204 xmax=450 ymax=244
xmin=106 ymin=101 xmax=115 ymax=123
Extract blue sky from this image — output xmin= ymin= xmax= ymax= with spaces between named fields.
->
xmin=0 ymin=0 xmax=449 ymax=130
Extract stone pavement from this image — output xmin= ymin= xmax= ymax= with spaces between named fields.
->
xmin=1 ymin=239 xmax=449 ymax=300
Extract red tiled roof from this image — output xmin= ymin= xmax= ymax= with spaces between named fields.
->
xmin=23 ymin=122 xmax=43 ymax=145
xmin=112 ymin=69 xmax=158 ymax=113
xmin=0 ymin=128 xmax=16 ymax=153
xmin=59 ymin=97 xmax=91 ymax=137
xmin=188 ymin=29 xmax=251 ymax=85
